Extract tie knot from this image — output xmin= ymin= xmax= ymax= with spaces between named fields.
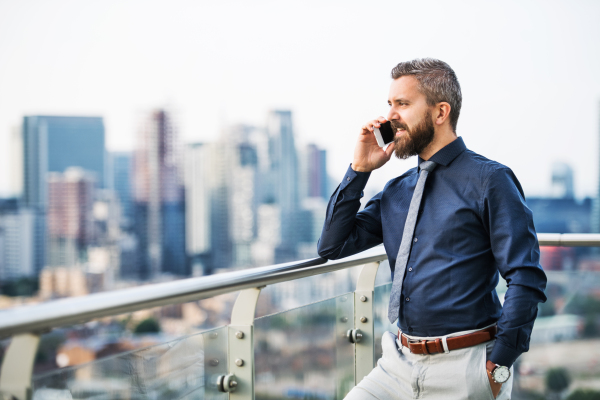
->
xmin=420 ymin=160 xmax=437 ymax=172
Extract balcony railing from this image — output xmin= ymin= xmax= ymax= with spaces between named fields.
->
xmin=0 ymin=233 xmax=599 ymax=400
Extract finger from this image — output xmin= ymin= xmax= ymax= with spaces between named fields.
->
xmin=385 ymin=142 xmax=395 ymax=158
xmin=361 ymin=121 xmax=376 ymax=134
xmin=377 ymin=116 xmax=387 ymax=123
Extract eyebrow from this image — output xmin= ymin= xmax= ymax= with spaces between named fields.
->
xmin=388 ymin=97 xmax=411 ymax=104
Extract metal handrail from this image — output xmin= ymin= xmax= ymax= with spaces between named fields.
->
xmin=536 ymin=233 xmax=600 ymax=247
xmin=0 ymin=247 xmax=387 ymax=337
xmin=0 ymin=233 xmax=597 ymax=338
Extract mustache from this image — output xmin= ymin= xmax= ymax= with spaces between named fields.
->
xmin=390 ymin=120 xmax=409 ymax=132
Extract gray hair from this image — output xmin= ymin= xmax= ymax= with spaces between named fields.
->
xmin=391 ymin=58 xmax=462 ymax=132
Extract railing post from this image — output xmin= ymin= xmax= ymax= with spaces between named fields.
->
xmin=0 ymin=333 xmax=41 ymax=400
xmin=335 ymin=293 xmax=355 ymax=398
xmin=353 ymin=261 xmax=381 ymax=385
xmin=218 ymin=287 xmax=263 ymax=399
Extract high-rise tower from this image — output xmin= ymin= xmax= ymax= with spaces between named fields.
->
xmin=305 ymin=144 xmax=329 ymax=200
xmin=132 ymin=110 xmax=187 ymax=279
xmin=266 ymin=110 xmax=300 ymax=262
xmin=593 ymin=102 xmax=600 ymax=235
xmin=21 ymin=116 xmax=105 ymax=274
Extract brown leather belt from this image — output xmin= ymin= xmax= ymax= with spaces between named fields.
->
xmin=399 ymin=325 xmax=497 ymax=355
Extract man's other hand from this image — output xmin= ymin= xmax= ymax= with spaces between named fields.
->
xmin=351 ymin=117 xmax=395 ymax=173
xmin=486 ymin=368 xmax=502 ymax=398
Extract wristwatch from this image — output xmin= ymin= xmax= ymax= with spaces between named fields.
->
xmin=486 ymin=360 xmax=510 ymax=384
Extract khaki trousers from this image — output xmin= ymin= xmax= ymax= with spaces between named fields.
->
xmin=345 ymin=331 xmax=513 ymax=400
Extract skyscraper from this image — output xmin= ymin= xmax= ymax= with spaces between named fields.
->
xmin=551 ymin=162 xmax=574 ymax=199
xmin=266 ymin=110 xmax=300 ymax=263
xmin=47 ymin=168 xmax=95 ymax=267
xmin=111 ymin=152 xmax=134 ymax=225
xmin=305 ymin=144 xmax=329 ymax=200
xmin=184 ymin=143 xmax=214 ymax=275
xmin=593 ymin=102 xmax=600 ymax=235
xmin=23 ymin=116 xmax=106 ymax=208
xmin=132 ymin=110 xmax=187 ymax=279
xmin=0 ymin=199 xmax=37 ymax=280
xmin=21 ymin=115 xmax=106 ymax=274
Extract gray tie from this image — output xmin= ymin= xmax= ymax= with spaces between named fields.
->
xmin=388 ymin=160 xmax=438 ymax=324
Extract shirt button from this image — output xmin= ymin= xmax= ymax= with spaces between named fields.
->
xmin=408 ymin=267 xmax=413 ymax=271
xmin=413 ymin=238 xmax=418 ymax=243
xmin=347 ymin=177 xmax=350 ymax=181
xmin=406 ymin=297 xmax=410 ymax=302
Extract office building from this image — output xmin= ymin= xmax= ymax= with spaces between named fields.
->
xmin=0 ymin=200 xmax=37 ymax=280
xmin=593 ymin=101 xmax=600 ymax=234
xmin=266 ymin=110 xmax=301 ymax=263
xmin=47 ymin=168 xmax=95 ymax=267
xmin=23 ymin=116 xmax=106 ymax=209
xmin=132 ymin=110 xmax=187 ymax=279
xmin=21 ymin=115 xmax=105 ymax=273
xmin=551 ymin=162 xmax=574 ymax=199
xmin=184 ymin=143 xmax=214 ymax=275
xmin=111 ymin=152 xmax=134 ymax=226
xmin=305 ymin=144 xmax=329 ymax=200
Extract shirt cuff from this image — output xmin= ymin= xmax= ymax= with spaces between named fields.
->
xmin=339 ymin=164 xmax=371 ymax=192
xmin=489 ymin=340 xmax=521 ymax=368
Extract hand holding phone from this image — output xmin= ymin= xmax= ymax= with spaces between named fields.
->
xmin=352 ymin=117 xmax=395 ymax=173
xmin=373 ymin=120 xmax=395 ymax=147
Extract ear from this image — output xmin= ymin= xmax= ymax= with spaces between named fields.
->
xmin=433 ymin=102 xmax=451 ymax=126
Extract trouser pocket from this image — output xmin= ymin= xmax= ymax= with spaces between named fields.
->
xmin=481 ymin=341 xmax=496 ymax=399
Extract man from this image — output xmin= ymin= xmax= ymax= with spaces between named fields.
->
xmin=318 ymin=58 xmax=547 ymax=399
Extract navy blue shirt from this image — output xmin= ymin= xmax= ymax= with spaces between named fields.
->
xmin=318 ymin=137 xmax=547 ymax=367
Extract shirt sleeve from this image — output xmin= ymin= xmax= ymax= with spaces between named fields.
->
xmin=481 ymin=167 xmax=548 ymax=368
xmin=317 ymin=164 xmax=384 ymax=260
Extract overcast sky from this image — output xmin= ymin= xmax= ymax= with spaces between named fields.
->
xmin=1 ymin=0 xmax=599 ymax=199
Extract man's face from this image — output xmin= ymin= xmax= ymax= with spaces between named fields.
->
xmin=387 ymin=76 xmax=436 ymax=160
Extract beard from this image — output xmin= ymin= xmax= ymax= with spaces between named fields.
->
xmin=390 ymin=110 xmax=435 ymax=160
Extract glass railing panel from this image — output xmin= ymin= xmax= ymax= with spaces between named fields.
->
xmin=373 ymin=283 xmax=394 ymax=363
xmin=256 ymin=266 xmax=362 ymax=318
xmin=254 ymin=293 xmax=355 ymax=400
xmin=31 ymin=326 xmax=228 ymax=400
xmin=511 ymin=263 xmax=600 ymax=399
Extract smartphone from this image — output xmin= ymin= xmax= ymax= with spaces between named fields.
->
xmin=373 ymin=121 xmax=394 ymax=147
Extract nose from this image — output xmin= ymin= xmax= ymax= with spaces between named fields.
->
xmin=387 ymin=108 xmax=398 ymax=122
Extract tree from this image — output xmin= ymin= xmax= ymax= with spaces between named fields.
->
xmin=133 ymin=318 xmax=161 ymax=334
xmin=566 ymin=389 xmax=600 ymax=400
xmin=546 ymin=367 xmax=571 ymax=399
xmin=0 ymin=277 xmax=39 ymax=297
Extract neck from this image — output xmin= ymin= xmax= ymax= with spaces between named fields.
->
xmin=419 ymin=127 xmax=457 ymax=160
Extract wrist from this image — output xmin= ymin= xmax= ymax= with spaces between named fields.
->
xmin=351 ymin=163 xmax=372 ymax=173
xmin=487 ymin=360 xmax=510 ymax=384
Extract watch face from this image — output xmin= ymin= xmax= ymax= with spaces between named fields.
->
xmin=493 ymin=366 xmax=511 ymax=383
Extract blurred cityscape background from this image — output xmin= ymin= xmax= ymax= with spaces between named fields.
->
xmin=0 ymin=1 xmax=600 ymax=399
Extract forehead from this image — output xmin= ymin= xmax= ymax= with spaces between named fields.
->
xmin=388 ymin=75 xmax=425 ymax=102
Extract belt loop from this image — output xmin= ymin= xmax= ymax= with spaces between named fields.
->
xmin=421 ymin=340 xmax=429 ymax=355
xmin=442 ymin=336 xmax=450 ymax=354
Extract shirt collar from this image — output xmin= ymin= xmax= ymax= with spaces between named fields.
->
xmin=418 ymin=136 xmax=467 ymax=170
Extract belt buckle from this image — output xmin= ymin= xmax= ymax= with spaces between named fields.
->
xmin=406 ymin=337 xmax=430 ymax=355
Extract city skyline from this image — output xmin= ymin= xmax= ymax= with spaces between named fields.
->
xmin=1 ymin=0 xmax=600 ymax=201
xmin=0 ymin=107 xmax=333 ymax=286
